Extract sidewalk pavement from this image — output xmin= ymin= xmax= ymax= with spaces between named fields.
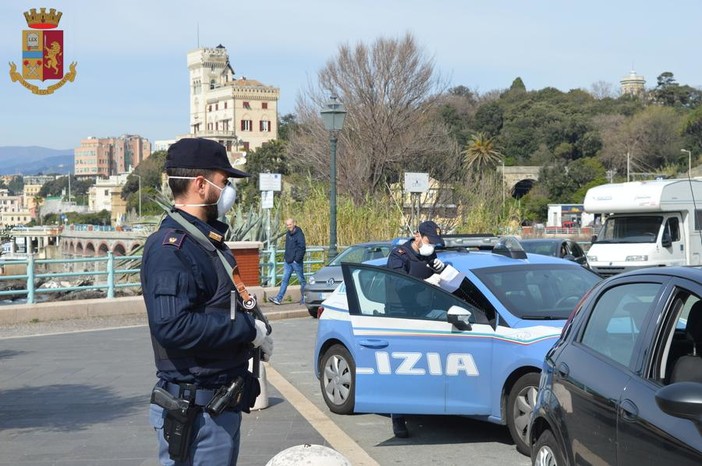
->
xmin=0 ymin=285 xmax=335 ymax=466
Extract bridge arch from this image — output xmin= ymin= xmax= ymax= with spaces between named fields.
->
xmin=97 ymin=242 xmax=110 ymax=256
xmin=113 ymin=243 xmax=127 ymax=257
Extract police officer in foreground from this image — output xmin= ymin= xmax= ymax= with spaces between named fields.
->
xmin=386 ymin=220 xmax=446 ymax=438
xmin=141 ymin=138 xmax=273 ymax=465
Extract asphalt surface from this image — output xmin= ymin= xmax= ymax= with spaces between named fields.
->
xmin=0 ymin=299 xmax=529 ymax=465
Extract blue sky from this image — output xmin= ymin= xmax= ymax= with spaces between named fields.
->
xmin=1 ymin=0 xmax=700 ymax=149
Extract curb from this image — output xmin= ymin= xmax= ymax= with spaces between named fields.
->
xmin=0 ymin=285 xmax=309 ymax=326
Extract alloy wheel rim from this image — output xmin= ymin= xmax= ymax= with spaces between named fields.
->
xmin=513 ymin=384 xmax=538 ymax=444
xmin=534 ymin=445 xmax=557 ymax=466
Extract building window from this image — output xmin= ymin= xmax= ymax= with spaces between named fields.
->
xmin=215 ymin=103 xmax=219 ymax=111
xmin=241 ymin=120 xmax=252 ymax=131
xmin=260 ymin=120 xmax=271 ymax=132
xmin=224 ymin=102 xmax=227 ymax=109
xmin=243 ymin=101 xmax=251 ymax=109
xmin=208 ymin=105 xmax=212 ymax=112
xmin=262 ymin=102 xmax=268 ymax=109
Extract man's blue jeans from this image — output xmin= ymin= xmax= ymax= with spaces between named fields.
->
xmin=276 ymin=261 xmax=306 ymax=301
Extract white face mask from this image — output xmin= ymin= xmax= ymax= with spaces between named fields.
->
xmin=419 ymin=243 xmax=435 ymax=256
xmin=170 ymin=176 xmax=237 ymax=217
xmin=206 ymin=179 xmax=237 ymax=217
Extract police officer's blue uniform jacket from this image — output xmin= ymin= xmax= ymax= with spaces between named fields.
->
xmin=141 ymin=209 xmax=256 ymax=389
xmin=283 ymin=226 xmax=306 ymax=263
xmin=387 ymin=239 xmax=437 ymax=279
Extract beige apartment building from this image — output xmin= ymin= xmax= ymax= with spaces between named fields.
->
xmin=187 ymin=45 xmax=279 ymax=155
xmin=0 ymin=189 xmax=32 ymax=227
xmin=88 ymin=174 xmax=129 ymax=225
xmin=23 ymin=176 xmax=58 ymax=220
xmin=74 ymin=135 xmax=152 ymax=178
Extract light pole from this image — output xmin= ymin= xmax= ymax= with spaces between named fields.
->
xmin=134 ymin=174 xmax=142 ymax=218
xmin=501 ymin=159 xmax=505 ymax=210
xmin=320 ymin=95 xmax=347 ymax=260
xmin=682 ymin=149 xmax=692 ymax=178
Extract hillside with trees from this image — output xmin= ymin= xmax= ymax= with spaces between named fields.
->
xmin=206 ymin=33 xmax=702 ymax=238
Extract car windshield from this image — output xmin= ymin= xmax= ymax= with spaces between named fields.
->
xmin=329 ymin=244 xmax=391 ymax=266
xmin=520 ymin=241 xmax=558 ymax=257
xmin=472 ymin=264 xmax=601 ymax=319
xmin=595 ymin=215 xmax=662 ymax=244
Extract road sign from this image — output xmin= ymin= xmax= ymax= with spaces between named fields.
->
xmin=261 ymin=190 xmax=274 ymax=209
xmin=260 ymin=173 xmax=282 ymax=192
xmin=404 ymin=172 xmax=429 ymax=193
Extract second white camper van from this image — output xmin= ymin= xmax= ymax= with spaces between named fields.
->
xmin=584 ymin=179 xmax=702 ymax=277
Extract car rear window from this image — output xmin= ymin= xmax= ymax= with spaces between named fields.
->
xmin=472 ymin=264 xmax=601 ymax=319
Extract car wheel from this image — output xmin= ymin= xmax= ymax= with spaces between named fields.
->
xmin=507 ymin=372 xmax=540 ymax=455
xmin=307 ymin=306 xmax=319 ymax=318
xmin=532 ymin=429 xmax=565 ymax=466
xmin=319 ymin=344 xmax=355 ymax=414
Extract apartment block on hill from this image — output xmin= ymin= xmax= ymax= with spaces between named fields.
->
xmin=0 ymin=189 xmax=32 ymax=227
xmin=88 ymin=174 xmax=129 ymax=225
xmin=74 ymin=135 xmax=151 ymax=178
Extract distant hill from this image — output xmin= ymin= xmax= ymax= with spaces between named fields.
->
xmin=0 ymin=146 xmax=74 ymax=175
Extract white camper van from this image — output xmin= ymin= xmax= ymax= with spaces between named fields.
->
xmin=583 ymin=179 xmax=702 ymax=277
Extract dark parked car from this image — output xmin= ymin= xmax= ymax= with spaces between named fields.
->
xmin=520 ymin=238 xmax=588 ymax=267
xmin=529 ymin=266 xmax=702 ymax=465
xmin=303 ymin=241 xmax=393 ymax=317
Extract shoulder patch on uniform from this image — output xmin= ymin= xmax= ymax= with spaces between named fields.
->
xmin=397 ymin=249 xmax=405 ymax=254
xmin=162 ymin=231 xmax=186 ymax=249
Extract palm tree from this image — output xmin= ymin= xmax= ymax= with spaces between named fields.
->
xmin=462 ymin=132 xmax=502 ymax=173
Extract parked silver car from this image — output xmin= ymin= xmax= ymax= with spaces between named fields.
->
xmin=303 ymin=241 xmax=393 ymax=317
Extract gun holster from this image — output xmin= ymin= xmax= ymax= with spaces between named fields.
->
xmin=151 ymin=384 xmax=198 ymax=462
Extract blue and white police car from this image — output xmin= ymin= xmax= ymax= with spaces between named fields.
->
xmin=313 ymin=238 xmax=601 ymax=454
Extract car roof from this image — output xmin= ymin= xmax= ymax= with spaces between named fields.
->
xmin=365 ymin=248 xmax=582 ymax=269
xmin=346 ymin=241 xmax=393 ymax=247
xmin=519 ymin=238 xmax=566 ymax=245
xmin=607 ymin=265 xmax=702 ymax=281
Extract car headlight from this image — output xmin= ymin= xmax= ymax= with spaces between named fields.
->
xmin=308 ymin=277 xmax=316 ymax=285
xmin=587 ymin=255 xmax=597 ymax=262
xmin=625 ymin=255 xmax=648 ymax=262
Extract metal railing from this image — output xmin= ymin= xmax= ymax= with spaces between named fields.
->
xmin=0 ymin=247 xmax=331 ymax=304
xmin=0 ymin=253 xmax=142 ymax=304
xmin=258 ymin=246 xmax=327 ymax=287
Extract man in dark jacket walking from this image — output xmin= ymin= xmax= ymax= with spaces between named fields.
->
xmin=269 ymin=218 xmax=307 ymax=305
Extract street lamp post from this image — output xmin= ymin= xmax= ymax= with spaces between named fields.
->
xmin=320 ymin=95 xmax=347 ymax=260
xmin=501 ymin=159 xmax=505 ymax=210
xmin=682 ymin=149 xmax=692 ymax=178
xmin=134 ymin=174 xmax=142 ymax=218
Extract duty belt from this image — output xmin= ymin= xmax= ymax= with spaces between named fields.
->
xmin=159 ymin=380 xmax=218 ymax=407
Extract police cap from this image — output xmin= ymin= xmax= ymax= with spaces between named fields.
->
xmin=166 ymin=138 xmax=249 ymax=178
xmin=418 ymin=220 xmax=443 ymax=245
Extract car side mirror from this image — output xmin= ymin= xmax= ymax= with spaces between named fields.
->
xmin=655 ymin=382 xmax=702 ymax=424
xmin=662 ymin=232 xmax=672 ymax=248
xmin=563 ymin=254 xmax=576 ymax=262
xmin=590 ymin=235 xmax=598 ymax=244
xmin=447 ymin=305 xmax=472 ymax=331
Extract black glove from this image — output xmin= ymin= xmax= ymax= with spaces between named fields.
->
xmin=428 ymin=258 xmax=445 ymax=274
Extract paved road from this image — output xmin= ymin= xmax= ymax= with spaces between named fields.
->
xmin=0 ymin=311 xmax=530 ymax=465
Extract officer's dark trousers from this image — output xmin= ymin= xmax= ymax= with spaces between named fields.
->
xmin=149 ymin=404 xmax=242 ymax=466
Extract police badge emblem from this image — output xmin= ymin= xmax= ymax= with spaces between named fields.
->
xmin=8 ymin=8 xmax=77 ymax=95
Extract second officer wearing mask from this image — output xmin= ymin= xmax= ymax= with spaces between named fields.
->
xmin=141 ymin=138 xmax=273 ymax=465
xmin=385 ymin=220 xmax=446 ymax=438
